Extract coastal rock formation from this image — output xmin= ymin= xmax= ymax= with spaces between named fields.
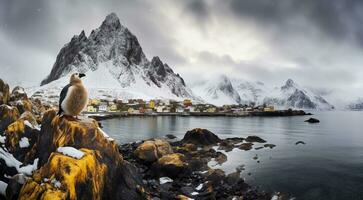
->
xmin=181 ymin=128 xmax=221 ymax=146
xmin=134 ymin=139 xmax=173 ymax=162
xmin=16 ymin=109 xmax=147 ymax=200
xmin=0 ymin=79 xmax=10 ymax=105
xmin=305 ymin=118 xmax=320 ymax=123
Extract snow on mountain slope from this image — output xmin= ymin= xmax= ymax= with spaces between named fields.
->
xmin=262 ymin=79 xmax=334 ymax=110
xmin=192 ymin=77 xmax=334 ymax=110
xmin=33 ymin=13 xmax=196 ymax=102
xmin=192 ymin=76 xmax=242 ymax=106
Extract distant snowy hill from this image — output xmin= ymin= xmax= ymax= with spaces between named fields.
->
xmin=347 ymin=99 xmax=363 ymax=110
xmin=192 ymin=75 xmax=242 ymax=106
xmin=192 ymin=77 xmax=334 ymax=110
xmin=31 ymin=13 xmax=196 ymax=102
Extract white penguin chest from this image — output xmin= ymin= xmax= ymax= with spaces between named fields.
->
xmin=61 ymin=85 xmax=88 ymax=115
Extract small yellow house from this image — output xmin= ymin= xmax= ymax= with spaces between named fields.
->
xmin=263 ymin=106 xmax=275 ymax=112
xmin=90 ymin=98 xmax=101 ymax=106
xmin=128 ymin=107 xmax=135 ymax=114
xmin=108 ymin=104 xmax=118 ymax=112
xmin=148 ymin=100 xmax=155 ymax=109
xmin=87 ymin=105 xmax=97 ymax=112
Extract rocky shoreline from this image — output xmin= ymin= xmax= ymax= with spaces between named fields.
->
xmin=118 ymin=129 xmax=291 ymax=200
xmin=0 ymin=79 xmax=292 ymax=199
xmin=87 ymin=109 xmax=311 ymax=121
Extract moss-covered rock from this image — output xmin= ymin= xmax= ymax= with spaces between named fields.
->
xmin=152 ymin=153 xmax=188 ymax=178
xmin=17 ymin=109 xmax=148 ymax=200
xmin=134 ymin=139 xmax=173 ymax=162
xmin=0 ymin=105 xmax=20 ymax=133
xmin=4 ymin=111 xmax=40 ymax=163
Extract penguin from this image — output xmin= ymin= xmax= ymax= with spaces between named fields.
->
xmin=57 ymin=73 xmax=88 ymax=118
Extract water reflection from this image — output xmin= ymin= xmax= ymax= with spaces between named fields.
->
xmin=101 ymin=112 xmax=363 ymax=200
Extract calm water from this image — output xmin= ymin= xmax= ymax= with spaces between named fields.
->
xmin=101 ymin=111 xmax=363 ymax=200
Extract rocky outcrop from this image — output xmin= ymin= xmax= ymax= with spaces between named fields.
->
xmin=16 ymin=109 xmax=147 ymax=200
xmin=181 ymin=128 xmax=221 ymax=146
xmin=305 ymin=118 xmax=320 ymax=123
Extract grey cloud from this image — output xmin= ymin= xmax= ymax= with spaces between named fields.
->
xmin=227 ymin=0 xmax=363 ymax=46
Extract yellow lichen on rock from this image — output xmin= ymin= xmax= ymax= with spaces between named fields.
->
xmin=157 ymin=153 xmax=186 ymax=167
xmin=19 ymin=148 xmax=107 ymax=200
xmin=5 ymin=119 xmax=25 ymax=151
xmin=134 ymin=139 xmax=173 ymax=162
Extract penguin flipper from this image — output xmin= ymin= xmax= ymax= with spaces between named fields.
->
xmin=58 ymin=84 xmax=71 ymax=116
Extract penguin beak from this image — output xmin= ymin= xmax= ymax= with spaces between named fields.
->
xmin=79 ymin=73 xmax=86 ymax=78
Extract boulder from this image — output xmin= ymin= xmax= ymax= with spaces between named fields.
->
xmin=0 ymin=105 xmax=19 ymax=133
xmin=10 ymin=86 xmax=28 ymax=102
xmin=152 ymin=153 xmax=188 ymax=178
xmin=181 ymin=128 xmax=221 ymax=146
xmin=245 ymin=136 xmax=266 ymax=143
xmin=238 ymin=143 xmax=253 ymax=151
xmin=9 ymin=99 xmax=32 ymax=115
xmin=305 ymin=118 xmax=320 ymax=123
xmin=0 ymin=79 xmax=10 ymax=105
xmin=17 ymin=109 xmax=148 ymax=200
xmin=134 ymin=139 xmax=173 ymax=162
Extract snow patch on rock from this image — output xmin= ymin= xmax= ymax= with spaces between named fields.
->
xmin=57 ymin=146 xmax=85 ymax=159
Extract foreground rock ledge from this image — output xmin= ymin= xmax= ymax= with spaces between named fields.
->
xmin=18 ymin=109 xmax=148 ymax=200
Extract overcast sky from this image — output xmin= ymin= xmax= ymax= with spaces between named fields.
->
xmin=1 ymin=0 xmax=362 ymax=101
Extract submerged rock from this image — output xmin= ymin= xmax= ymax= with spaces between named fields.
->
xmin=295 ymin=141 xmax=306 ymax=145
xmin=245 ymin=136 xmax=266 ymax=143
xmin=305 ymin=118 xmax=320 ymax=123
xmin=238 ymin=142 xmax=254 ymax=151
xmin=181 ymin=128 xmax=221 ymax=146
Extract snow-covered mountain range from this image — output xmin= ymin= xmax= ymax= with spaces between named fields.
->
xmin=32 ymin=13 xmax=196 ymax=102
xmin=29 ymin=13 xmax=335 ymax=110
xmin=192 ymin=76 xmax=334 ymax=110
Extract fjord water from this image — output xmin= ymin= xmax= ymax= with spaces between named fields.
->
xmin=102 ymin=111 xmax=363 ymax=200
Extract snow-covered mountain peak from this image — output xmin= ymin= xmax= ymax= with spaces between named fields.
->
xmin=281 ymin=79 xmax=298 ymax=90
xmin=36 ymin=13 xmax=197 ymax=101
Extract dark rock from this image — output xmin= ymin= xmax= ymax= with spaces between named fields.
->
xmin=218 ymin=140 xmax=235 ymax=152
xmin=238 ymin=143 xmax=254 ymax=151
xmin=305 ymin=118 xmax=320 ymax=123
xmin=255 ymin=147 xmax=264 ymax=150
xmin=245 ymin=136 xmax=266 ymax=143
xmin=215 ymin=152 xmax=227 ymax=165
xmin=295 ymin=141 xmax=306 ymax=145
xmin=165 ymin=134 xmax=177 ymax=139
xmin=264 ymin=144 xmax=276 ymax=149
xmin=181 ymin=128 xmax=221 ymax=146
